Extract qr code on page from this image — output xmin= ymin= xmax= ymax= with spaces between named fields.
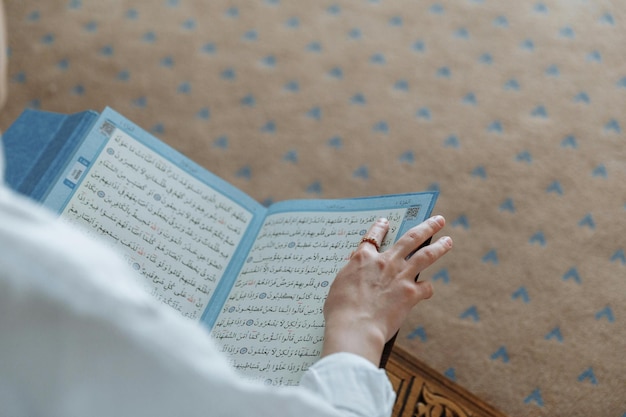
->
xmin=405 ymin=206 xmax=421 ymax=221
xmin=100 ymin=121 xmax=115 ymax=137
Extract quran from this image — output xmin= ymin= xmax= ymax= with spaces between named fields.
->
xmin=3 ymin=107 xmax=437 ymax=386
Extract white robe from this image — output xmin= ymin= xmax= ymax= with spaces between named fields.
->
xmin=0 ymin=139 xmax=395 ymax=417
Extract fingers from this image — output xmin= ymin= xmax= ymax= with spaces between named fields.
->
xmin=358 ymin=217 xmax=389 ymax=252
xmin=390 ymin=215 xmax=447 ymax=260
xmin=356 ymin=216 xmax=452 ymax=275
xmin=406 ymin=235 xmax=453 ymax=273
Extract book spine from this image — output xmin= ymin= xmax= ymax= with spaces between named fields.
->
xmin=3 ymin=109 xmax=98 ymax=202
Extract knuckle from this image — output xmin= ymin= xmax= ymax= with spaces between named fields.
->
xmin=421 ymin=245 xmax=439 ymax=264
xmin=349 ymin=248 xmax=367 ymax=262
xmin=406 ymin=230 xmax=428 ymax=246
xmin=406 ymin=230 xmax=423 ymax=241
xmin=401 ymin=282 xmax=426 ymax=304
xmin=401 ymin=280 xmax=419 ymax=297
xmin=350 ymin=247 xmax=377 ymax=263
xmin=403 ymin=280 xmax=433 ymax=302
xmin=374 ymin=256 xmax=387 ymax=271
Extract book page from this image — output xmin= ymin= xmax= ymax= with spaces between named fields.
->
xmin=59 ymin=125 xmax=253 ymax=320
xmin=211 ymin=208 xmax=412 ymax=386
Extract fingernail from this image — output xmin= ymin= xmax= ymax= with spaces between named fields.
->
xmin=442 ymin=236 xmax=453 ymax=248
xmin=378 ymin=217 xmax=389 ymax=224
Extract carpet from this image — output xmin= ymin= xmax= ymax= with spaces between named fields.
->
xmin=1 ymin=1 xmax=624 ymax=416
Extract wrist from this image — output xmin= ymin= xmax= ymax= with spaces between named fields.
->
xmin=321 ymin=319 xmax=387 ymax=365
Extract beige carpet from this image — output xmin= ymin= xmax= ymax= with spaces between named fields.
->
xmin=1 ymin=1 xmax=625 ymax=416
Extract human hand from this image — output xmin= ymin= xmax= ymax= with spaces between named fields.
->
xmin=321 ymin=216 xmax=452 ymax=365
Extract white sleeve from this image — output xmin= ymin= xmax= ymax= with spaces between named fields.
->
xmin=0 ymin=186 xmax=395 ymax=417
xmin=300 ymin=353 xmax=396 ymax=417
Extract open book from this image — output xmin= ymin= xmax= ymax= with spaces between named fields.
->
xmin=3 ymin=107 xmax=437 ymax=386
